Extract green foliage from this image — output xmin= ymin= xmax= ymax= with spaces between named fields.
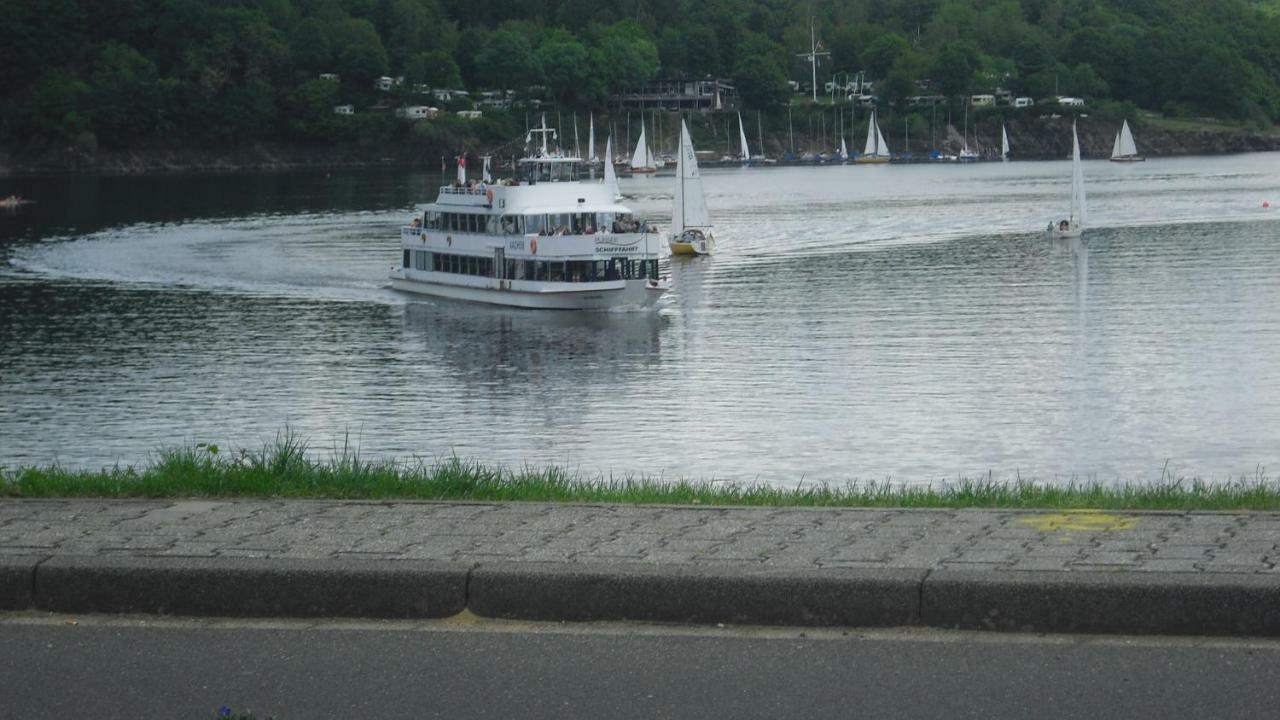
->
xmin=2 ymin=0 xmax=1279 ymax=155
xmin=12 ymin=432 xmax=1280 ymax=512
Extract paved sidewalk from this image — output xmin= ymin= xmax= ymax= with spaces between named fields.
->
xmin=3 ymin=499 xmax=1280 ymax=635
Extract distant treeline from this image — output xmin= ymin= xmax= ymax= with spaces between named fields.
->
xmin=2 ymin=0 xmax=1279 ymax=158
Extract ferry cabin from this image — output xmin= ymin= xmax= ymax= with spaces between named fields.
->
xmin=393 ymin=156 xmax=665 ymax=310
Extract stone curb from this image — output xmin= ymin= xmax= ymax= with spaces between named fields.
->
xmin=28 ymin=556 xmax=470 ymax=619
xmin=4 ymin=556 xmax=1280 ymax=636
xmin=468 ymin=562 xmax=926 ymax=627
xmin=0 ymin=556 xmax=44 ymax=610
xmin=922 ymin=569 xmax=1280 ymax=636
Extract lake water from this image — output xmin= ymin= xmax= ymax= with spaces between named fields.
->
xmin=3 ymin=154 xmax=1279 ymax=486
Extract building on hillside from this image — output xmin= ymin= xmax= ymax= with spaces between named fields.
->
xmin=375 ymin=76 xmax=405 ymax=92
xmin=1055 ymin=96 xmax=1085 ymax=107
xmin=333 ymin=105 xmax=354 ymax=115
xmin=319 ymin=73 xmax=340 ymax=82
xmin=1014 ymin=96 xmax=1035 ymax=108
xmin=612 ymin=79 xmax=737 ymax=111
xmin=396 ymin=106 xmax=438 ymax=119
xmin=970 ymin=94 xmax=996 ymax=107
xmin=456 ymin=110 xmax=483 ymax=119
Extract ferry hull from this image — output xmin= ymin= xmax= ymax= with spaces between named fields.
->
xmin=390 ymin=273 xmax=666 ymax=310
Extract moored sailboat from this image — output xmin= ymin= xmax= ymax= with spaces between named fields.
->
xmin=669 ymin=120 xmax=715 ymax=256
xmin=737 ymin=111 xmax=752 ymax=165
xmin=1001 ymin=123 xmax=1010 ymax=162
xmin=855 ymin=108 xmax=891 ymax=164
xmin=630 ymin=123 xmax=657 ymax=173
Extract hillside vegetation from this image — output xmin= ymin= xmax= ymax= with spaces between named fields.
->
xmin=2 ymin=0 xmax=1278 ymax=162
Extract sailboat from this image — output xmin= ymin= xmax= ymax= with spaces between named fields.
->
xmin=588 ymin=113 xmax=598 ymax=164
xmin=603 ymin=136 xmax=622 ymax=201
xmin=1045 ymin=122 xmax=1087 ymax=239
xmin=855 ymin=108 xmax=891 ymax=164
xmin=1001 ymin=123 xmax=1010 ymax=162
xmin=737 ymin=111 xmax=751 ymax=165
xmin=839 ymin=136 xmax=849 ymax=163
xmin=1110 ymin=119 xmax=1144 ymax=162
xmin=958 ymin=103 xmax=978 ymax=161
xmin=630 ymin=123 xmax=657 ymax=173
xmin=669 ymin=119 xmax=715 ymax=256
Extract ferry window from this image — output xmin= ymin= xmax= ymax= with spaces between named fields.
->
xmin=412 ymin=251 xmax=425 ymax=270
xmin=525 ymin=214 xmax=544 ymax=236
xmin=548 ymin=262 xmax=564 ymax=282
xmin=599 ymin=213 xmax=615 ymax=232
xmin=594 ymin=260 xmax=607 ymax=279
xmin=479 ymin=257 xmax=491 ymax=277
xmin=486 ymin=215 xmax=499 ymax=234
xmin=402 ymin=249 xmax=410 ymax=268
xmin=434 ymin=253 xmax=443 ymax=271
xmin=553 ymin=213 xmax=571 ymax=235
xmin=501 ymin=216 xmax=517 ymax=234
xmin=505 ymin=260 xmax=516 ymax=279
xmin=426 ymin=212 xmax=441 ymax=229
xmin=648 ymin=259 xmax=658 ymax=279
xmin=449 ymin=255 xmax=459 ymax=274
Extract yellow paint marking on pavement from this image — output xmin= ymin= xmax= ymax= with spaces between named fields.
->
xmin=1016 ymin=510 xmax=1138 ymax=532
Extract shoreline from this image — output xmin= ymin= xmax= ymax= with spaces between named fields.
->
xmin=3 ymin=119 xmax=1277 ymax=178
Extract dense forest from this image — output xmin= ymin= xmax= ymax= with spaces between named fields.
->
xmin=3 ymin=0 xmax=1280 ymax=164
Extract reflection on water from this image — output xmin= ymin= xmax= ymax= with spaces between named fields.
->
xmin=3 ymin=156 xmax=1280 ymax=483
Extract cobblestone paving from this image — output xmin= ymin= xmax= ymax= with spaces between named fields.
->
xmin=2 ymin=500 xmax=1278 ymax=574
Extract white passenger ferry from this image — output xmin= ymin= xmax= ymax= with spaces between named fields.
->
xmin=391 ymin=119 xmax=668 ymax=310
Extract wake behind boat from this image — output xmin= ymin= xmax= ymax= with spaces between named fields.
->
xmin=669 ymin=119 xmax=715 ymax=256
xmin=390 ymin=116 xmax=668 ymax=310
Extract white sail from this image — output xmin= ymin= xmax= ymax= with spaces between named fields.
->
xmin=864 ymin=110 xmax=890 ymax=157
xmin=1114 ymin=119 xmax=1138 ymax=158
xmin=1071 ymin=122 xmax=1088 ymax=228
xmin=738 ymin=112 xmax=751 ymax=161
xmin=1001 ymin=124 xmax=1010 ymax=161
xmin=589 ymin=113 xmax=597 ymax=162
xmin=673 ymin=119 xmax=712 ymax=237
xmin=631 ymin=125 xmax=652 ymax=169
xmin=481 ymin=156 xmax=492 ymax=183
xmin=840 ymin=136 xmax=848 ymax=159
xmin=604 ymin=136 xmax=620 ymax=198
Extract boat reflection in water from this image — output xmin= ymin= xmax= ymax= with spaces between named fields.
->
xmin=400 ymin=300 xmax=665 ymax=392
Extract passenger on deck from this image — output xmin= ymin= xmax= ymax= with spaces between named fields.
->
xmin=1059 ymin=219 xmax=1069 ymax=231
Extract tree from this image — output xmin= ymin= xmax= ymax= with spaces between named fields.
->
xmin=88 ymin=42 xmax=161 ymax=147
xmin=405 ymin=50 xmax=461 ymax=89
xmin=536 ymin=29 xmax=600 ymax=105
xmin=476 ymin=29 xmax=541 ymax=90
xmin=593 ymin=23 xmax=659 ymax=93
xmin=864 ymin=34 xmax=910 ymax=80
xmin=931 ymin=42 xmax=978 ymax=99
xmin=334 ymin=18 xmax=389 ymax=84
xmin=290 ymin=17 xmax=333 ymax=73
xmin=733 ymin=34 xmax=790 ymax=109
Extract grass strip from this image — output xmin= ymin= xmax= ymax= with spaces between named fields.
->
xmin=4 ymin=434 xmax=1280 ymax=511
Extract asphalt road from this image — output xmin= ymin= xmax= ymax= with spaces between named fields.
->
xmin=3 ymin=612 xmax=1279 ymax=719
